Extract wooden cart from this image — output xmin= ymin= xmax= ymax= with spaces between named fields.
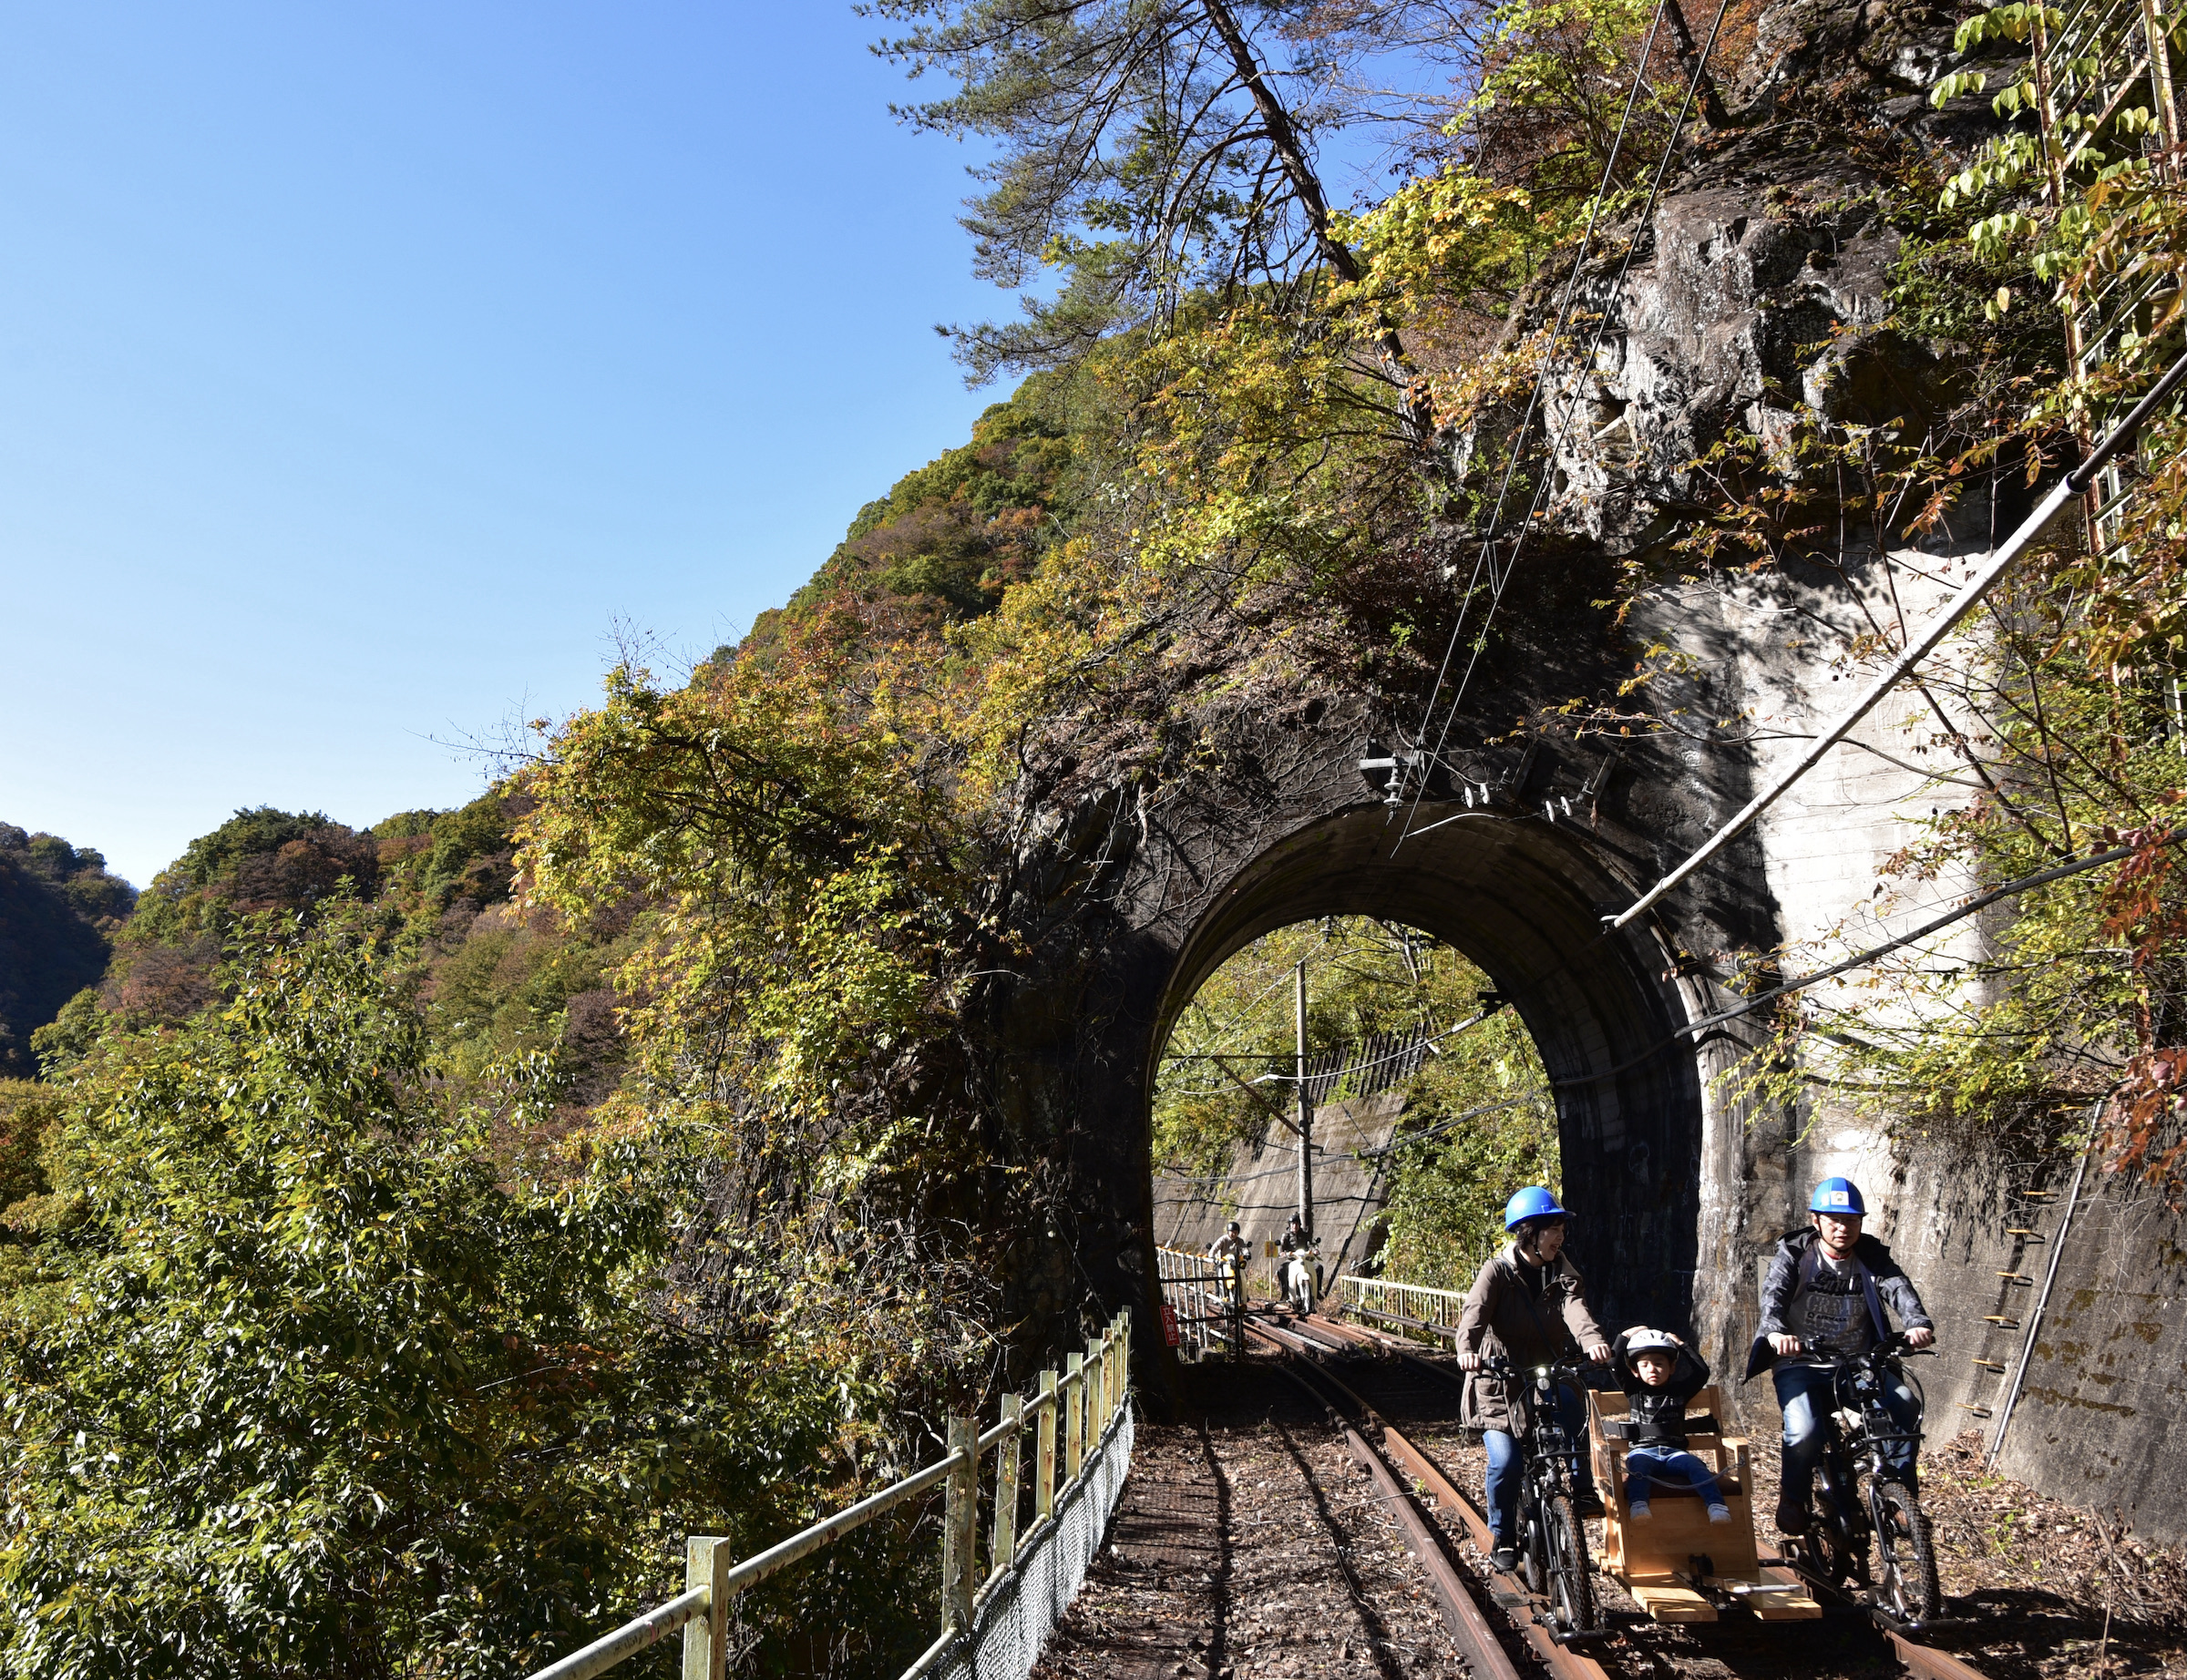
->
xmin=1586 ymin=1386 xmax=1822 ymax=1624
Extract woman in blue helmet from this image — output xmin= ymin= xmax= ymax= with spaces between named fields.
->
xmin=1453 ymin=1186 xmax=1615 ymax=1570
xmin=1745 ymin=1177 xmax=1935 ymax=1535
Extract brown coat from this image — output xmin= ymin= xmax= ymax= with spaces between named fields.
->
xmin=1453 ymin=1242 xmax=1607 ymax=1432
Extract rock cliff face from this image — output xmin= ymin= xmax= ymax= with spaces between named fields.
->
xmin=1473 ymin=0 xmax=1999 ymax=559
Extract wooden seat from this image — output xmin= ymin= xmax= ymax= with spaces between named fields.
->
xmin=1587 ymin=1386 xmax=1821 ymax=1623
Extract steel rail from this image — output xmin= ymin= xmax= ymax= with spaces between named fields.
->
xmin=1261 ymin=1333 xmax=1610 ymax=1680
xmin=1608 ymin=347 xmax=2187 ymax=931
xmin=1260 ymin=1359 xmax=1529 ymax=1680
xmin=1315 ymin=1313 xmax=1997 ymax=1680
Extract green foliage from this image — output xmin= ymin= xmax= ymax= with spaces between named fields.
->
xmin=1153 ymin=917 xmax=1556 ymax=1286
xmin=742 ymin=374 xmax=1087 ymax=658
xmin=123 ymin=807 xmax=378 ymax=953
xmin=0 ymin=913 xmax=901 ymax=1680
xmin=0 ymin=1081 xmax=57 ymax=1225
xmin=1379 ymin=1075 xmax=1561 ymax=1290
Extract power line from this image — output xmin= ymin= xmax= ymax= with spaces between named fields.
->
xmin=1555 ymin=824 xmax=2187 ymax=1088
xmin=1402 ymin=0 xmax=1735 ymax=845
xmin=1402 ymin=0 xmax=1674 ymax=804
xmin=1606 ymin=346 xmax=2187 ymax=928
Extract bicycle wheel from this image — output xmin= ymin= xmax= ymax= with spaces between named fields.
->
xmin=1545 ymin=1492 xmax=1600 ymax=1635
xmin=1808 ymin=1487 xmax=1862 ymax=1589
xmin=1871 ymin=1480 xmax=1943 ymax=1624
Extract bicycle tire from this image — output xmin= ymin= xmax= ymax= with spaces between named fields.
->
xmin=1522 ymin=1502 xmax=1546 ymax=1595
xmin=1545 ymin=1492 xmax=1600 ymax=1634
xmin=1872 ymin=1480 xmax=1943 ymax=1623
xmin=1809 ymin=1487 xmax=1862 ymax=1589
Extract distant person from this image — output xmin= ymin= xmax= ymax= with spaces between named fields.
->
xmin=1208 ymin=1221 xmax=1250 ymax=1312
xmin=1278 ymin=1214 xmax=1317 ymax=1313
xmin=1454 ymin=1187 xmax=1614 ymax=1569
xmin=1609 ymin=1327 xmax=1730 ymax=1523
xmin=1746 ymin=1178 xmax=1935 ymax=1534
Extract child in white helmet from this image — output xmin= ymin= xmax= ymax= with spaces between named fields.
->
xmin=1611 ymin=1327 xmax=1731 ymax=1523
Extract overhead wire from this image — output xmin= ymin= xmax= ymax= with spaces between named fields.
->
xmin=1400 ymin=0 xmax=1676 ymax=817
xmin=1399 ymin=0 xmax=1736 ymax=847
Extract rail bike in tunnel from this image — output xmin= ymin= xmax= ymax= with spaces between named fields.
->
xmin=1121 ymin=804 xmax=1998 ymax=1678
xmin=1126 ymin=796 xmax=1719 ymax=1351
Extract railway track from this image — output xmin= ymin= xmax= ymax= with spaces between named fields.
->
xmin=1238 ymin=1307 xmax=1989 ymax=1680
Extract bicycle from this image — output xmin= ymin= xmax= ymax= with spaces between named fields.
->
xmin=1485 ymin=1357 xmax=1605 ymax=1639
xmin=1778 ymin=1333 xmax=1944 ymax=1626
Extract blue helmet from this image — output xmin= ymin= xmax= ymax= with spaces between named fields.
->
xmin=1809 ymin=1177 xmax=1866 ymax=1216
xmin=1504 ymin=1185 xmax=1571 ymax=1231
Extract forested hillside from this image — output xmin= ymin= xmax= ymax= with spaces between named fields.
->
xmin=7 ymin=0 xmax=2187 ymax=1672
xmin=0 ymin=826 xmax=132 ymax=1079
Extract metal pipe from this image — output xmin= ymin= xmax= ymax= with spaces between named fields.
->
xmin=719 ymin=1450 xmax=965 ymax=1601
xmin=1987 ymin=1103 xmax=2104 ymax=1468
xmin=526 ymin=1449 xmax=970 ymax=1680
xmin=528 ymin=1589 xmax=709 ymax=1680
xmin=1608 ymin=348 xmax=2187 ymax=932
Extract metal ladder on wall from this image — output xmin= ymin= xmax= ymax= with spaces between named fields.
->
xmin=1954 ymin=1111 xmax=2102 ymax=1464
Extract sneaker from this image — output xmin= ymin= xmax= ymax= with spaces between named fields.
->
xmin=1627 ymin=1500 xmax=1651 ymax=1520
xmin=1775 ymin=1494 xmax=1811 ymax=1534
xmin=1707 ymin=1502 xmax=1733 ymax=1524
xmin=1492 ymin=1544 xmax=1519 ymax=1573
xmin=1572 ymin=1490 xmax=1606 ymax=1519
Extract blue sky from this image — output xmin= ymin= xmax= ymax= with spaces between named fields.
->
xmin=1 ymin=4 xmax=1019 ymax=886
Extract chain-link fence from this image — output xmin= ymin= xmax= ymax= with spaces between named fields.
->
xmin=907 ymin=1399 xmax=1135 ymax=1680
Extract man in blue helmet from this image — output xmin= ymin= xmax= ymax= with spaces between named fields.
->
xmin=1746 ymin=1177 xmax=1935 ymax=1535
xmin=1454 ymin=1185 xmax=1615 ymax=1570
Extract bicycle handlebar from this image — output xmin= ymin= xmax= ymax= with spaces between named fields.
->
xmin=1780 ymin=1331 xmax=1933 ymax=1363
xmin=1480 ymin=1355 xmax=1605 ymax=1380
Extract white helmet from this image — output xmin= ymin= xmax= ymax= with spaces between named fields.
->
xmin=1624 ymin=1327 xmax=1679 ymax=1356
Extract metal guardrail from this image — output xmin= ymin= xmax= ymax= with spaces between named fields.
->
xmin=523 ymin=1311 xmax=1134 ymax=1680
xmin=1335 ymin=1275 xmax=1467 ymax=1343
xmin=1155 ymin=1245 xmax=1245 ymax=1358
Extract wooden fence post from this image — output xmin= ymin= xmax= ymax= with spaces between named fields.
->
xmin=1083 ymin=1337 xmax=1101 ymax=1446
xmin=1064 ymin=1353 xmax=1084 ymax=1482
xmin=941 ymin=1415 xmax=977 ymax=1635
xmin=1036 ymin=1368 xmax=1058 ymax=1521
xmin=991 ymin=1394 xmax=1022 ymax=1574
xmin=683 ymin=1534 xmax=728 ymax=1680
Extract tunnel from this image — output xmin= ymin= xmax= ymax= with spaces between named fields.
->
xmin=1118 ymin=798 xmax=1713 ymax=1344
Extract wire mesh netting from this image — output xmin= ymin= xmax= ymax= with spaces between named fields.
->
xmin=909 ymin=1404 xmax=1135 ymax=1680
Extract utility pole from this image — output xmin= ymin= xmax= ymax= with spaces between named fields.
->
xmin=1294 ymin=959 xmax=1312 ymax=1235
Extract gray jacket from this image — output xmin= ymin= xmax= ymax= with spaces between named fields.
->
xmin=1744 ymin=1227 xmax=1932 ymax=1378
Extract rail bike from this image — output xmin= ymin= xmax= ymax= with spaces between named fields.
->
xmin=1585 ymin=1380 xmax=1823 ymax=1624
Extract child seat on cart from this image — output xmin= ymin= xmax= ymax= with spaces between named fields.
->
xmin=1586 ymin=1385 xmax=1822 ymax=1623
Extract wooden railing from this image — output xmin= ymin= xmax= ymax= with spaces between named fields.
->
xmin=524 ymin=1311 xmax=1134 ymax=1680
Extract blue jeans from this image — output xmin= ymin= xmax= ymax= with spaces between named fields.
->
xmin=1483 ymin=1383 xmax=1596 ymax=1543
xmin=1773 ymin=1361 xmax=1921 ymax=1501
xmin=1623 ymin=1446 xmax=1723 ymax=1507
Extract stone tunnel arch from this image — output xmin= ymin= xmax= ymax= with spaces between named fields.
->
xmin=1141 ymin=802 xmax=1709 ymax=1339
